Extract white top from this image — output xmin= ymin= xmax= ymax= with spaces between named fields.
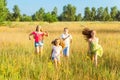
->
xmin=52 ymin=45 xmax=62 ymax=57
xmin=61 ymin=33 xmax=72 ymax=47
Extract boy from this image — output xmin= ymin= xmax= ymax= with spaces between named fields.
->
xmin=60 ymin=27 xmax=72 ymax=57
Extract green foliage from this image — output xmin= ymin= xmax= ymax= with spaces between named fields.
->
xmin=102 ymin=7 xmax=111 ymax=21
xmin=20 ymin=14 xmax=32 ymax=21
xmin=116 ymin=11 xmax=120 ymax=21
xmin=12 ymin=5 xmax=21 ymax=21
xmin=44 ymin=12 xmax=58 ymax=23
xmin=75 ymin=13 xmax=82 ymax=21
xmin=0 ymin=0 xmax=8 ymax=22
xmin=110 ymin=6 xmax=118 ymax=21
xmin=84 ymin=7 xmax=91 ymax=21
xmin=1 ymin=2 xmax=120 ymax=22
xmin=91 ymin=7 xmax=96 ymax=21
xmin=32 ymin=8 xmax=45 ymax=21
xmin=60 ymin=4 xmax=76 ymax=21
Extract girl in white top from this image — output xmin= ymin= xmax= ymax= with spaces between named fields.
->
xmin=51 ymin=38 xmax=65 ymax=68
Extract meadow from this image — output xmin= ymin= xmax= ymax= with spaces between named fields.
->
xmin=0 ymin=22 xmax=120 ymax=80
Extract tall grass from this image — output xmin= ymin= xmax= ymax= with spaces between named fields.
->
xmin=0 ymin=22 xmax=120 ymax=80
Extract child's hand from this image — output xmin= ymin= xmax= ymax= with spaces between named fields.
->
xmin=29 ymin=37 xmax=31 ymax=40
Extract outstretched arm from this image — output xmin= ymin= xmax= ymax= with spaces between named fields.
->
xmin=44 ymin=31 xmax=49 ymax=37
xmin=29 ymin=33 xmax=33 ymax=40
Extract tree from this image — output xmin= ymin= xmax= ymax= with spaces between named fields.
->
xmin=75 ymin=13 xmax=82 ymax=21
xmin=0 ymin=0 xmax=8 ymax=22
xmin=116 ymin=11 xmax=120 ymax=21
xmin=110 ymin=6 xmax=118 ymax=21
xmin=51 ymin=7 xmax=58 ymax=22
xmin=84 ymin=7 xmax=91 ymax=21
xmin=91 ymin=7 xmax=96 ymax=21
xmin=51 ymin=7 xmax=57 ymax=16
xmin=13 ymin=5 xmax=21 ymax=21
xmin=96 ymin=7 xmax=104 ymax=21
xmin=32 ymin=8 xmax=45 ymax=21
xmin=60 ymin=4 xmax=76 ymax=21
xmin=102 ymin=7 xmax=111 ymax=21
xmin=6 ymin=10 xmax=13 ymax=21
xmin=43 ymin=12 xmax=52 ymax=22
xmin=20 ymin=14 xmax=32 ymax=21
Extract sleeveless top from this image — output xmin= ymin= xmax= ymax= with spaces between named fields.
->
xmin=89 ymin=41 xmax=103 ymax=57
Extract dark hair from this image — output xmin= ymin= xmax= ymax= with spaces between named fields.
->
xmin=51 ymin=38 xmax=65 ymax=48
xmin=82 ymin=28 xmax=93 ymax=40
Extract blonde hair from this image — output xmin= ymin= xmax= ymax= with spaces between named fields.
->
xmin=36 ymin=25 xmax=42 ymax=32
xmin=51 ymin=38 xmax=65 ymax=48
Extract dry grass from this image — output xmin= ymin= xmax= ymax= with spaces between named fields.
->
xmin=0 ymin=22 xmax=120 ymax=80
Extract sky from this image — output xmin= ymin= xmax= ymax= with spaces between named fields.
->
xmin=6 ymin=0 xmax=120 ymax=16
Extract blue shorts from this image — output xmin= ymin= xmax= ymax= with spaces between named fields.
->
xmin=63 ymin=46 xmax=69 ymax=56
xmin=34 ymin=41 xmax=44 ymax=47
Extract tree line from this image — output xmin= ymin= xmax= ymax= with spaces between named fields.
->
xmin=0 ymin=0 xmax=120 ymax=23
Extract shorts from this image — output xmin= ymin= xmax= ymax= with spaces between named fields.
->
xmin=63 ymin=46 xmax=69 ymax=56
xmin=34 ymin=41 xmax=44 ymax=47
xmin=52 ymin=56 xmax=60 ymax=61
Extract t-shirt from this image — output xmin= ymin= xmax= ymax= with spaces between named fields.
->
xmin=52 ymin=45 xmax=62 ymax=57
xmin=32 ymin=31 xmax=44 ymax=42
xmin=61 ymin=33 xmax=72 ymax=47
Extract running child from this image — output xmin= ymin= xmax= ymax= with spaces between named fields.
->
xmin=29 ymin=25 xmax=48 ymax=55
xmin=82 ymin=28 xmax=103 ymax=67
xmin=51 ymin=38 xmax=65 ymax=68
xmin=60 ymin=27 xmax=72 ymax=57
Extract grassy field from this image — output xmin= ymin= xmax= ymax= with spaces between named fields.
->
xmin=0 ymin=22 xmax=120 ymax=80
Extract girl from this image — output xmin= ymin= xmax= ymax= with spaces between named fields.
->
xmin=51 ymin=38 xmax=65 ymax=68
xmin=29 ymin=25 xmax=48 ymax=55
xmin=82 ymin=28 xmax=103 ymax=67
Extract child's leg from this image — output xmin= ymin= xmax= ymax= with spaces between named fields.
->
xmin=94 ymin=54 xmax=98 ymax=67
xmin=54 ymin=58 xmax=58 ymax=68
xmin=39 ymin=46 xmax=43 ymax=55
xmin=91 ymin=54 xmax=94 ymax=62
xmin=35 ymin=46 xmax=39 ymax=54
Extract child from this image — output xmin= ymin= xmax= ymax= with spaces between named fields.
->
xmin=51 ymin=38 xmax=65 ymax=68
xmin=29 ymin=25 xmax=48 ymax=55
xmin=60 ymin=27 xmax=72 ymax=57
xmin=82 ymin=28 xmax=103 ymax=67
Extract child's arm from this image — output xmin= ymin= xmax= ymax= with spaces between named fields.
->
xmin=44 ymin=31 xmax=49 ymax=37
xmin=51 ymin=49 xmax=53 ymax=58
xmin=29 ymin=33 xmax=33 ymax=40
xmin=70 ymin=37 xmax=72 ymax=43
xmin=62 ymin=35 xmax=70 ymax=40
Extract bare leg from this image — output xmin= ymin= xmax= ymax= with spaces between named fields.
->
xmin=91 ymin=55 xmax=94 ymax=63
xmin=39 ymin=46 xmax=43 ymax=56
xmin=94 ymin=54 xmax=98 ymax=67
xmin=54 ymin=58 xmax=58 ymax=68
xmin=35 ymin=46 xmax=39 ymax=54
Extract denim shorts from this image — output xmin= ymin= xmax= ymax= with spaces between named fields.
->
xmin=34 ymin=41 xmax=44 ymax=47
xmin=63 ymin=46 xmax=69 ymax=56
